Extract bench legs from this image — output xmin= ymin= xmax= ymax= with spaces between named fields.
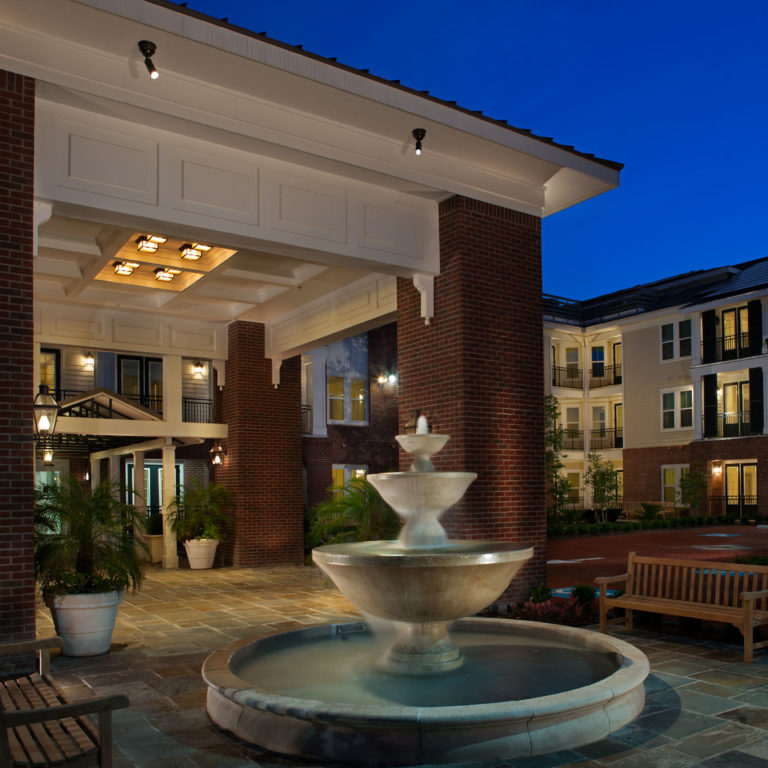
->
xmin=625 ymin=608 xmax=633 ymax=631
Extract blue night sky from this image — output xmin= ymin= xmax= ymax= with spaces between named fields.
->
xmin=169 ymin=0 xmax=767 ymax=300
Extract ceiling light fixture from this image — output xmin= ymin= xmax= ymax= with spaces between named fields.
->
xmin=114 ymin=261 xmax=140 ymax=276
xmin=154 ymin=267 xmax=181 ymax=282
xmin=138 ymin=40 xmax=159 ymax=80
xmin=135 ymin=234 xmax=167 ymax=253
xmin=179 ymin=243 xmax=202 ymax=260
xmin=193 ymin=243 xmax=212 ymax=252
xmin=412 ymin=128 xmax=426 ymax=156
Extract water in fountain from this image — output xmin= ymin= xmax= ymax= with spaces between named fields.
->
xmin=203 ymin=415 xmax=650 ymax=765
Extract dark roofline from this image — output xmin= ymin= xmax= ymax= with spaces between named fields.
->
xmin=144 ymin=0 xmax=623 ymax=172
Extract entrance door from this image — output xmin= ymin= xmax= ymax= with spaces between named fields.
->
xmin=613 ymin=342 xmax=622 ymax=384
xmin=118 ymin=356 xmax=163 ymax=413
xmin=614 ymin=403 xmax=624 ymax=448
xmin=725 ymin=463 xmax=758 ymax=518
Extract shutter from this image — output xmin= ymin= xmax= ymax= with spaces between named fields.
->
xmin=703 ymin=374 xmax=718 ymax=437
xmin=702 ymin=310 xmax=717 ymax=363
xmin=748 ymin=300 xmax=763 ymax=356
xmin=750 ymin=367 xmax=764 ymax=434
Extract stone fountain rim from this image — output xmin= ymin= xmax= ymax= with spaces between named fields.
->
xmin=203 ymin=617 xmax=650 ymax=726
xmin=367 ymin=470 xmax=478 ymax=480
xmin=312 ymin=540 xmax=534 ymax=567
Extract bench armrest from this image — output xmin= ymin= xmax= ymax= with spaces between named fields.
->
xmin=0 ymin=637 xmax=62 ymax=656
xmin=595 ymin=573 xmax=629 ymax=587
xmin=742 ymin=589 xmax=768 ymax=601
xmin=3 ymin=694 xmax=130 ymax=728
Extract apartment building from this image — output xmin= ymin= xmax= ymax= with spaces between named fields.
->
xmin=544 ymin=257 xmax=768 ymax=517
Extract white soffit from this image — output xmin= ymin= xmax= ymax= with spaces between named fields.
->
xmin=0 ymin=0 xmax=620 ymax=217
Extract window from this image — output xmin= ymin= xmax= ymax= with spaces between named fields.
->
xmin=565 ymin=347 xmax=579 ymax=378
xmin=661 ymin=319 xmax=692 ymax=360
xmin=350 ymin=378 xmax=366 ymax=422
xmin=566 ymin=472 xmax=580 ymax=501
xmin=566 ymin=407 xmax=580 ymax=435
xmin=591 ymin=346 xmax=605 ymax=378
xmin=331 ymin=464 xmax=368 ymax=497
xmin=592 ymin=405 xmax=606 ymax=434
xmin=661 ymin=387 xmax=693 ymax=430
xmin=722 ymin=307 xmax=750 ymax=359
xmin=40 ymin=348 xmax=59 ymax=395
xmin=328 ymin=376 xmax=344 ymax=420
xmin=661 ymin=464 xmax=688 ymax=504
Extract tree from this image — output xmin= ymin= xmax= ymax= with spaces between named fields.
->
xmin=679 ymin=465 xmax=708 ymax=516
xmin=584 ymin=452 xmax=619 ymax=523
xmin=545 ymin=395 xmax=571 ymax=520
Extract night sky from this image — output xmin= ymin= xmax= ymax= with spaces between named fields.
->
xmin=166 ymin=0 xmax=768 ymax=300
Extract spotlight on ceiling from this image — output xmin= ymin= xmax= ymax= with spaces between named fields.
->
xmin=154 ymin=267 xmax=181 ymax=282
xmin=135 ymin=234 xmax=167 ymax=253
xmin=114 ymin=261 xmax=140 ymax=276
xmin=179 ymin=243 xmax=202 ymax=260
xmin=412 ymin=128 xmax=426 ymax=156
xmin=138 ymin=40 xmax=159 ymax=80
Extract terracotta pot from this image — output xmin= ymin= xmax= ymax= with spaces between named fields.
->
xmin=49 ymin=591 xmax=122 ymax=656
xmin=184 ymin=538 xmax=219 ymax=569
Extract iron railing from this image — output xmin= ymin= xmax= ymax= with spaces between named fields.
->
xmin=182 ymin=398 xmax=213 ymax=423
xmin=589 ymin=427 xmax=624 ymax=449
xmin=701 ymin=333 xmax=753 ymax=363
xmin=552 ymin=366 xmax=583 ymax=389
xmin=588 ymin=364 xmax=622 ymax=388
xmin=708 ymin=495 xmax=759 ymax=519
xmin=560 ymin=429 xmax=584 ymax=450
xmin=703 ymin=411 xmax=755 ymax=438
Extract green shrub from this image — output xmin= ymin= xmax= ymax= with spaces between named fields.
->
xmin=571 ymin=584 xmax=597 ymax=605
xmin=528 ymin=583 xmax=552 ymax=603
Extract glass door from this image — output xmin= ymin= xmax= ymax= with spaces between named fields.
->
xmin=614 ymin=403 xmax=624 ymax=448
xmin=613 ymin=342 xmax=622 ymax=383
xmin=725 ymin=463 xmax=758 ymax=518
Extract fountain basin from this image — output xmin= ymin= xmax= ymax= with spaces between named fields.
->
xmin=204 ymin=618 xmax=649 ymax=765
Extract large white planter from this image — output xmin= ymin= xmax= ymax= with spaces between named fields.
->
xmin=49 ymin=591 xmax=122 ymax=656
xmin=146 ymin=534 xmax=163 ymax=564
xmin=184 ymin=538 xmax=219 ymax=569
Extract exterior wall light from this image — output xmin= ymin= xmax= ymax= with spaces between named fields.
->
xmin=83 ymin=351 xmax=95 ymax=371
xmin=43 ymin=447 xmax=54 ymax=465
xmin=33 ymin=384 xmax=58 ymax=436
xmin=154 ymin=267 xmax=181 ymax=282
xmin=179 ymin=244 xmax=202 ymax=260
xmin=114 ymin=260 xmax=139 ymax=276
xmin=138 ymin=40 xmax=159 ymax=80
xmin=193 ymin=360 xmax=204 ymax=377
xmin=210 ymin=444 xmax=226 ymax=465
xmin=412 ymin=128 xmax=426 ymax=156
xmin=712 ymin=461 xmax=722 ymax=476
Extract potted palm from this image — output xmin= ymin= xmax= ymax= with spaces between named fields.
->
xmin=35 ymin=475 xmax=146 ymax=656
xmin=167 ymin=479 xmax=234 ymax=569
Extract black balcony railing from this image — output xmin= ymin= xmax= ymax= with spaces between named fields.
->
xmin=703 ymin=411 xmax=756 ymax=438
xmin=182 ymin=397 xmax=213 ymax=423
xmin=701 ymin=333 xmax=753 ymax=363
xmin=121 ymin=393 xmax=163 ymax=414
xmin=552 ymin=366 xmax=583 ymax=389
xmin=589 ymin=427 xmax=624 ymax=449
xmin=589 ymin=364 xmax=622 ymax=388
xmin=560 ymin=429 xmax=584 ymax=450
xmin=301 ymin=405 xmax=312 ymax=434
xmin=708 ymin=495 xmax=759 ymax=519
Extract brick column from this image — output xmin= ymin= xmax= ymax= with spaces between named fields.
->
xmin=218 ymin=321 xmax=303 ymax=566
xmin=397 ymin=195 xmax=545 ymax=603
xmin=0 ymin=70 xmax=36 ymax=671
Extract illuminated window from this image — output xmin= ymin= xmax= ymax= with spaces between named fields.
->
xmin=328 ymin=376 xmax=344 ymax=421
xmin=39 ymin=349 xmax=58 ymax=393
xmin=661 ymin=464 xmax=688 ymax=504
xmin=350 ymin=378 xmax=366 ymax=422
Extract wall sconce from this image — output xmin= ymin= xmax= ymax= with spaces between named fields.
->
xmin=135 ymin=234 xmax=166 ymax=254
xmin=192 ymin=360 xmax=204 ymax=377
xmin=154 ymin=267 xmax=181 ymax=282
xmin=33 ymin=384 xmax=58 ymax=436
xmin=712 ymin=461 xmax=722 ymax=476
xmin=210 ymin=444 xmax=226 ymax=466
xmin=412 ymin=128 xmax=426 ymax=156
xmin=138 ymin=40 xmax=159 ymax=80
xmin=42 ymin=447 xmax=54 ymax=466
xmin=114 ymin=260 xmax=139 ymax=276
xmin=83 ymin=351 xmax=95 ymax=371
xmin=376 ymin=373 xmax=398 ymax=385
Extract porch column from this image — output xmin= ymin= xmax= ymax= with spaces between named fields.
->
xmin=397 ymin=195 xmax=545 ymax=603
xmin=161 ymin=439 xmax=178 ymax=568
xmin=108 ymin=456 xmax=120 ymax=485
xmin=219 ymin=321 xmax=303 ymax=566
xmin=0 ymin=70 xmax=36 ymax=664
xmin=89 ymin=457 xmax=100 ymax=489
xmin=133 ymin=451 xmax=147 ymax=558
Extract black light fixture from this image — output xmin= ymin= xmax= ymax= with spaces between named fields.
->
xmin=138 ymin=40 xmax=159 ymax=80
xmin=43 ymin=445 xmax=54 ymax=466
xmin=412 ymin=128 xmax=426 ymax=156
xmin=210 ymin=444 xmax=226 ymax=466
xmin=33 ymin=384 xmax=59 ymax=436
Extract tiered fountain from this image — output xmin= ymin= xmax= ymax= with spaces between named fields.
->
xmin=204 ymin=417 xmax=649 ymax=765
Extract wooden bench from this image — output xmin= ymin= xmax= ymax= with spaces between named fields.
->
xmin=596 ymin=552 xmax=768 ymax=662
xmin=0 ymin=637 xmax=129 ymax=767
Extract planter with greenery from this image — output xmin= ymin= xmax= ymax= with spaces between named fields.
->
xmin=167 ymin=479 xmax=234 ymax=569
xmin=35 ymin=476 xmax=146 ymax=656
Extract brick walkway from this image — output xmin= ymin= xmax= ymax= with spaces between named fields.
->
xmin=32 ymin=546 xmax=768 ymax=767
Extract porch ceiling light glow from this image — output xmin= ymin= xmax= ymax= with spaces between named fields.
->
xmin=138 ymin=40 xmax=159 ymax=80
xmin=154 ymin=267 xmax=181 ymax=282
xmin=412 ymin=128 xmax=426 ymax=156
xmin=33 ymin=384 xmax=58 ymax=436
xmin=135 ymin=234 xmax=167 ymax=253
xmin=192 ymin=360 xmax=204 ymax=376
xmin=114 ymin=260 xmax=140 ymax=276
xmin=179 ymin=244 xmax=202 ymax=260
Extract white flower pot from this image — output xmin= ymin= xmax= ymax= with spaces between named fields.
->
xmin=184 ymin=538 xmax=219 ymax=569
xmin=49 ymin=591 xmax=122 ymax=656
xmin=145 ymin=534 xmax=163 ymax=564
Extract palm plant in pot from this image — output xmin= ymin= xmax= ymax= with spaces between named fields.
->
xmin=35 ymin=475 xmax=147 ymax=656
xmin=167 ymin=479 xmax=234 ymax=569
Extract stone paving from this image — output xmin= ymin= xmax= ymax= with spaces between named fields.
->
xmin=35 ymin=563 xmax=768 ymax=768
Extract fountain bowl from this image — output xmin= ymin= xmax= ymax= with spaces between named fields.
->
xmin=204 ymin=617 xmax=649 ymax=765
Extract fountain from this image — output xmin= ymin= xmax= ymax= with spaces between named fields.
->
xmin=203 ymin=417 xmax=649 ymax=765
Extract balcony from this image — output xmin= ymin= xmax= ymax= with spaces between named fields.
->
xmin=56 ymin=390 xmax=214 ymax=423
xmin=701 ymin=333 xmax=754 ymax=363
xmin=588 ymin=364 xmax=622 ymax=389
xmin=702 ymin=411 xmax=758 ymax=439
xmin=560 ymin=429 xmax=584 ymax=450
xmin=182 ymin=398 xmax=214 ymax=423
xmin=552 ymin=366 xmax=583 ymax=389
xmin=589 ymin=427 xmax=624 ymax=449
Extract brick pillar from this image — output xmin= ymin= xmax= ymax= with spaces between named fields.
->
xmin=0 ymin=70 xmax=36 ymax=672
xmin=397 ymin=195 xmax=545 ymax=603
xmin=218 ymin=321 xmax=303 ymax=566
